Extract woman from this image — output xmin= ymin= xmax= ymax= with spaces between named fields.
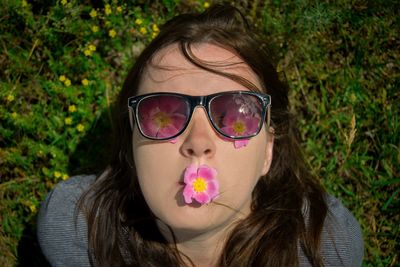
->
xmin=38 ymin=4 xmax=363 ymax=266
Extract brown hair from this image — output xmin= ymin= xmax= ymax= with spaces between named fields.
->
xmin=78 ymin=4 xmax=327 ymax=266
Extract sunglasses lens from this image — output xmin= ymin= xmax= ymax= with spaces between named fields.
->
xmin=137 ymin=95 xmax=189 ymax=139
xmin=210 ymin=93 xmax=263 ymax=138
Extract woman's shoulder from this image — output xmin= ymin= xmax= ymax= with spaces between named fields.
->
xmin=37 ymin=175 xmax=95 ymax=266
xmin=38 ymin=175 xmax=95 ymax=215
xmin=320 ymin=194 xmax=364 ymax=266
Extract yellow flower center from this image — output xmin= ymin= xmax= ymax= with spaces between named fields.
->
xmin=193 ymin=177 xmax=208 ymax=193
xmin=233 ymin=121 xmax=246 ymax=134
xmin=154 ymin=112 xmax=172 ymax=128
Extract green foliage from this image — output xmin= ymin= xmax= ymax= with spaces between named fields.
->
xmin=0 ymin=0 xmax=398 ymax=266
xmin=260 ymin=0 xmax=399 ymax=265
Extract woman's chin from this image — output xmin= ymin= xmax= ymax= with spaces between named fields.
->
xmin=156 ymin=204 xmax=225 ymax=235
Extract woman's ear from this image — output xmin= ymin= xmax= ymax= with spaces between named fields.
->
xmin=261 ymin=127 xmax=274 ymax=176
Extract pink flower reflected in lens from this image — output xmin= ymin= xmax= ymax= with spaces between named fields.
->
xmin=183 ymin=164 xmax=219 ymax=205
xmin=139 ymin=96 xmax=188 ymax=138
xmin=220 ymin=109 xmax=260 ymax=138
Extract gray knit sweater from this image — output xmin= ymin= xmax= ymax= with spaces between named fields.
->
xmin=37 ymin=175 xmax=364 ymax=266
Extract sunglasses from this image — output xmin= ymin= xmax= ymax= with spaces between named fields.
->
xmin=128 ymin=91 xmax=271 ymax=141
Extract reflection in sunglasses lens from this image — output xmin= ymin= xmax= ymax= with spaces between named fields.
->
xmin=138 ymin=96 xmax=188 ymax=138
xmin=210 ymin=94 xmax=262 ymax=138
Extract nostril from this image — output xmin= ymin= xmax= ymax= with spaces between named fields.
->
xmin=204 ymin=149 xmax=212 ymax=155
xmin=187 ymin=149 xmax=195 ymax=156
xmin=185 ymin=148 xmax=213 ymax=157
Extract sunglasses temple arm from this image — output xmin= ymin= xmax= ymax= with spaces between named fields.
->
xmin=128 ymin=107 xmax=135 ymax=131
xmin=266 ymin=105 xmax=271 ymax=128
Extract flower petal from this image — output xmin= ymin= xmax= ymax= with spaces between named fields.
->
xmin=222 ymin=108 xmax=241 ymax=126
xmin=169 ymin=138 xmax=178 ymax=144
xmin=183 ymin=185 xmax=194 ymax=204
xmin=170 ymin=113 xmax=187 ymax=129
xmin=194 ymin=192 xmax=210 ymax=204
xmin=141 ymin=119 xmax=160 ymax=137
xmin=139 ymin=98 xmax=160 ymax=116
xmin=159 ymin=96 xmax=187 ymax=114
xmin=220 ymin=126 xmax=236 ymax=137
xmin=234 ymin=139 xmax=249 ymax=148
xmin=206 ymin=180 xmax=219 ymax=198
xmin=198 ymin=165 xmax=217 ymax=180
xmin=244 ymin=117 xmax=260 ymax=134
xmin=184 ymin=164 xmax=198 ymax=184
xmin=158 ymin=124 xmax=180 ymax=138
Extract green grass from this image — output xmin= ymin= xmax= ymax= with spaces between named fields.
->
xmin=0 ymin=0 xmax=398 ymax=266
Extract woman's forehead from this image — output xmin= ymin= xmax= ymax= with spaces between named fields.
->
xmin=138 ymin=43 xmax=262 ymax=94
xmin=152 ymin=43 xmax=244 ymax=66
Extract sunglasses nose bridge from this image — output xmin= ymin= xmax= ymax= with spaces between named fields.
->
xmin=185 ymin=95 xmax=215 ymax=131
xmin=187 ymin=95 xmax=208 ymax=118
xmin=191 ymin=95 xmax=206 ymax=107
xmin=196 ymin=95 xmax=213 ymax=120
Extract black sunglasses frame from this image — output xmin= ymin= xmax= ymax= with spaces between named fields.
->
xmin=127 ymin=90 xmax=271 ymax=141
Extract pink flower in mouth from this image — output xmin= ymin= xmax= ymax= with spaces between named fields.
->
xmin=182 ymin=164 xmax=219 ymax=205
xmin=139 ymin=96 xmax=187 ymax=139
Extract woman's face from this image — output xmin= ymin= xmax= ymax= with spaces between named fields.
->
xmin=132 ymin=43 xmax=273 ymax=239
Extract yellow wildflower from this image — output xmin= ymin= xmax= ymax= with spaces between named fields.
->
xmin=204 ymin=2 xmax=210 ymax=8
xmin=68 ymin=105 xmax=77 ymax=112
xmin=109 ymin=29 xmax=117 ymax=38
xmin=135 ymin=18 xmax=143 ymax=25
xmin=152 ymin=24 xmax=159 ymax=32
xmin=64 ymin=79 xmax=71 ymax=87
xmin=11 ymin=112 xmax=17 ymax=118
xmin=64 ymin=117 xmax=72 ymax=125
xmin=116 ymin=6 xmax=123 ymax=13
xmin=105 ymin=4 xmax=112 ymax=15
xmin=350 ymin=93 xmax=357 ymax=102
xmin=61 ymin=0 xmax=67 ymax=5
xmin=59 ymin=75 xmax=66 ymax=82
xmin=77 ymin=123 xmax=85 ymax=132
xmin=6 ymin=94 xmax=14 ymax=102
xmin=88 ymin=44 xmax=96 ymax=51
xmin=37 ymin=150 xmax=44 ymax=157
xmin=151 ymin=32 xmax=158 ymax=39
xmin=82 ymin=78 xmax=89 ymax=86
xmin=54 ymin=171 xmax=62 ymax=179
xmin=62 ymin=174 xmax=69 ymax=180
xmin=29 ymin=204 xmax=37 ymax=213
xmin=91 ymin=25 xmax=99 ymax=32
xmin=22 ymin=0 xmax=28 ymax=7
xmin=90 ymin=9 xmax=97 ymax=18
xmin=84 ymin=49 xmax=92 ymax=56
xmin=139 ymin=27 xmax=147 ymax=35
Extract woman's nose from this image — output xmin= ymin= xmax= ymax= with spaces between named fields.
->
xmin=180 ymin=108 xmax=216 ymax=159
